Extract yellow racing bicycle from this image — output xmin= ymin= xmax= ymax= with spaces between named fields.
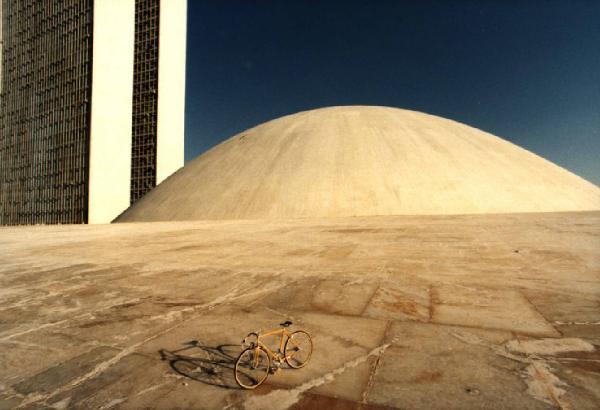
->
xmin=234 ymin=320 xmax=312 ymax=389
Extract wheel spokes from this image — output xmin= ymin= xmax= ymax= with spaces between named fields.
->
xmin=236 ymin=348 xmax=269 ymax=388
xmin=285 ymin=331 xmax=312 ymax=368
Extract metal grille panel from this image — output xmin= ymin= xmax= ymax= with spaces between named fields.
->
xmin=0 ymin=0 xmax=93 ymax=225
xmin=130 ymin=0 xmax=159 ymax=204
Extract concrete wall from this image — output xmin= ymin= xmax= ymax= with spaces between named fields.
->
xmin=88 ymin=0 xmax=136 ymax=224
xmin=156 ymin=0 xmax=187 ymax=184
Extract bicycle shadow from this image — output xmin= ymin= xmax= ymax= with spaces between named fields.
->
xmin=159 ymin=340 xmax=242 ymax=389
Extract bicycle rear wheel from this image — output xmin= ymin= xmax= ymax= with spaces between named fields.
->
xmin=235 ymin=347 xmax=270 ymax=389
xmin=284 ymin=330 xmax=313 ymax=368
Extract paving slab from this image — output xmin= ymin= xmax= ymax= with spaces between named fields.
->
xmin=363 ymin=283 xmax=430 ymax=323
xmin=366 ymin=322 xmax=549 ymax=410
xmin=0 ymin=211 xmax=598 ymax=409
xmin=432 ymin=286 xmax=559 ymax=337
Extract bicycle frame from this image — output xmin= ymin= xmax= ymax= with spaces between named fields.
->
xmin=235 ymin=324 xmax=312 ymax=389
xmin=245 ymin=327 xmax=292 ymax=362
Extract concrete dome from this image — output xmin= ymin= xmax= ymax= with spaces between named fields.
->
xmin=117 ymin=106 xmax=600 ymax=222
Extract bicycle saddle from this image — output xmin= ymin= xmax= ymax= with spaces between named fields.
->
xmin=280 ymin=320 xmax=293 ymax=327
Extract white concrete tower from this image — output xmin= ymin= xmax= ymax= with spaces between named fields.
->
xmin=88 ymin=0 xmax=187 ymax=224
xmin=0 ymin=0 xmax=187 ymax=225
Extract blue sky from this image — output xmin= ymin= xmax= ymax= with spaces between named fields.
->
xmin=184 ymin=0 xmax=600 ymax=186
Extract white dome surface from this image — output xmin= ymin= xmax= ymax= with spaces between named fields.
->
xmin=117 ymin=106 xmax=600 ymax=222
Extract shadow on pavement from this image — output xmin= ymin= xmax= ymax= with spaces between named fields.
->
xmin=159 ymin=340 xmax=242 ymax=389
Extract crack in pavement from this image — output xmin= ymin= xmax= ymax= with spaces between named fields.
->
xmin=242 ymin=342 xmax=392 ymax=410
xmin=447 ymin=330 xmax=591 ymax=410
xmin=15 ymin=281 xmax=288 ymax=409
xmin=553 ymin=321 xmax=600 ymax=326
xmin=0 ymin=298 xmax=143 ymax=342
xmin=361 ymin=320 xmax=393 ymax=404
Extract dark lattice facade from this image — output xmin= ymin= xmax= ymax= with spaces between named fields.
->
xmin=130 ymin=0 xmax=159 ymax=204
xmin=0 ymin=0 xmax=93 ymax=225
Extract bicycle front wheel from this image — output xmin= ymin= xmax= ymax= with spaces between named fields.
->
xmin=284 ymin=330 xmax=313 ymax=369
xmin=235 ymin=347 xmax=270 ymax=389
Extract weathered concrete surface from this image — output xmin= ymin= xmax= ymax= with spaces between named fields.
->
xmin=117 ymin=106 xmax=600 ymax=222
xmin=0 ymin=211 xmax=599 ymax=409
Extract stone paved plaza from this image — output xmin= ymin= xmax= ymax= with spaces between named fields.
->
xmin=0 ymin=212 xmax=599 ymax=409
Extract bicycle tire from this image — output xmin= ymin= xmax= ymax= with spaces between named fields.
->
xmin=234 ymin=347 xmax=270 ymax=389
xmin=284 ymin=330 xmax=313 ymax=369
